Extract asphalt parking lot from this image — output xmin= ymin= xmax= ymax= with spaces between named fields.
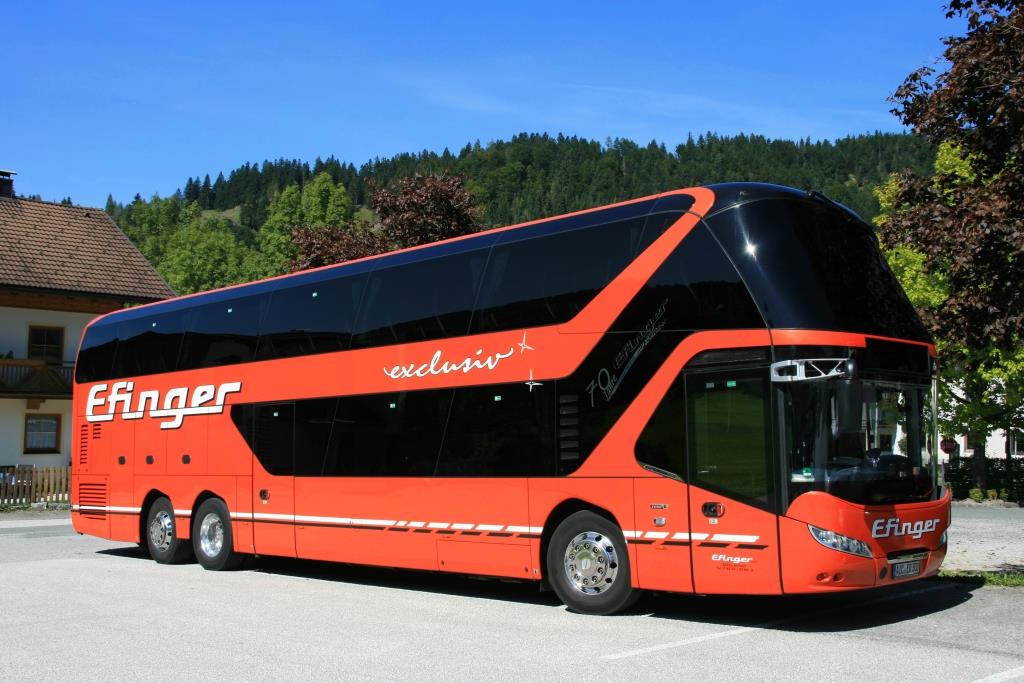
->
xmin=1 ymin=515 xmax=1022 ymax=682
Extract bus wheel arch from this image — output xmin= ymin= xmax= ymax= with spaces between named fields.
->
xmin=190 ymin=490 xmax=221 ymax=524
xmin=540 ymin=499 xmax=640 ymax=614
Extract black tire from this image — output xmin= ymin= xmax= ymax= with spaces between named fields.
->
xmin=192 ymin=498 xmax=243 ymax=571
xmin=145 ymin=496 xmax=192 ymax=564
xmin=545 ymin=510 xmax=640 ymax=615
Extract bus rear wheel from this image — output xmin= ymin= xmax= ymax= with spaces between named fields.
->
xmin=546 ymin=510 xmax=640 ymax=615
xmin=192 ymin=498 xmax=243 ymax=571
xmin=145 ymin=496 xmax=192 ymax=564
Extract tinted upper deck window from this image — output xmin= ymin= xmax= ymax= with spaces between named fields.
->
xmin=75 ymin=322 xmax=120 ymax=383
xmin=256 ymin=274 xmax=367 ymax=360
xmin=351 ymin=247 xmax=490 ymax=349
xmin=610 ymin=221 xmax=764 ymax=332
xmin=113 ymin=309 xmax=190 ymax=377
xmin=705 ymin=199 xmax=930 ymax=342
xmin=177 ymin=295 xmax=265 ymax=369
xmin=470 ymin=216 xmax=653 ymax=333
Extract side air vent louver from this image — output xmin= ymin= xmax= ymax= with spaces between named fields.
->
xmin=78 ymin=424 xmax=89 ymax=466
xmin=77 ymin=482 xmax=107 ymax=519
xmin=557 ymin=393 xmax=581 ymax=472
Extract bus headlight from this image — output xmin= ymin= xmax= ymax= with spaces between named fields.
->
xmin=808 ymin=524 xmax=872 ymax=558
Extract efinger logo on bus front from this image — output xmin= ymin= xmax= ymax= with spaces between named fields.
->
xmin=870 ymin=517 xmax=941 ymax=540
xmin=85 ymin=380 xmax=242 ymax=430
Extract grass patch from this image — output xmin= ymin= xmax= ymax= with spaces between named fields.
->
xmin=201 ymin=206 xmax=242 ymax=224
xmin=938 ymin=569 xmax=1024 ymax=587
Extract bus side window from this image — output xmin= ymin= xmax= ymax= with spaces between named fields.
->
xmin=252 ymin=403 xmax=294 ymax=476
xmin=301 ymin=392 xmax=450 ymax=477
xmin=685 ymin=370 xmax=774 ymax=510
xmin=437 ymin=383 xmax=556 ymax=476
xmin=293 ymin=398 xmax=339 ymax=476
xmin=635 ymin=377 xmax=686 ymax=479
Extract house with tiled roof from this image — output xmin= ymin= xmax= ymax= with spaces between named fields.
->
xmin=0 ymin=170 xmax=174 ymax=467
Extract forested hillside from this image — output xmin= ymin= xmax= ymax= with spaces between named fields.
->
xmin=108 ymin=131 xmax=935 ymax=294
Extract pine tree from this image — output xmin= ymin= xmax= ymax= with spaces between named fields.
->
xmin=198 ymin=174 xmax=213 ymax=209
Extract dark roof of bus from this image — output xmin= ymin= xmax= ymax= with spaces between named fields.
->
xmin=705 ymin=182 xmax=812 ymax=215
xmin=0 ymin=196 xmax=175 ymax=302
xmin=85 ymin=183 xmax=834 ymax=330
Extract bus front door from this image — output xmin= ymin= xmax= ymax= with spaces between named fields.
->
xmin=685 ymin=370 xmax=781 ymax=595
xmin=251 ymin=403 xmax=296 ymax=558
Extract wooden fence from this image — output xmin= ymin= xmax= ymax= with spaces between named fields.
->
xmin=0 ymin=466 xmax=70 ymax=505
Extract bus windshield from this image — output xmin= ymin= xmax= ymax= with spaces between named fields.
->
xmin=780 ymin=376 xmax=937 ymax=507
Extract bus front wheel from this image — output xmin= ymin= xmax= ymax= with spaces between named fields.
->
xmin=546 ymin=510 xmax=640 ymax=615
xmin=192 ymin=498 xmax=243 ymax=571
xmin=145 ymin=496 xmax=192 ymax=564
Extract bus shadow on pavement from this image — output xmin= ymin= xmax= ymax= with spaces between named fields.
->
xmin=97 ymin=546 xmax=562 ymax=608
xmin=634 ymin=578 xmax=982 ymax=631
xmin=249 ymin=555 xmax=564 ymax=607
xmin=96 ymin=545 xmax=982 ymax=627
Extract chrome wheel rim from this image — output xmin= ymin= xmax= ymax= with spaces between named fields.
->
xmin=563 ymin=531 xmax=619 ymax=595
xmin=149 ymin=510 xmax=174 ymax=552
xmin=199 ymin=512 xmax=225 ymax=558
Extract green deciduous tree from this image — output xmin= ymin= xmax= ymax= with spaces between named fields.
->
xmin=158 ymin=209 xmax=261 ymax=294
xmin=257 ymin=185 xmax=303 ymax=275
xmin=256 ymin=174 xmax=356 ymax=276
xmin=300 ymin=171 xmax=352 ymax=228
xmin=878 ymin=0 xmax=1024 ymax=488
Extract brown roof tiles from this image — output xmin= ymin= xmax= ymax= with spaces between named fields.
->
xmin=0 ymin=197 xmax=174 ymax=301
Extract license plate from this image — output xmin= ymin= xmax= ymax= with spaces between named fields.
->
xmin=892 ymin=560 xmax=921 ymax=578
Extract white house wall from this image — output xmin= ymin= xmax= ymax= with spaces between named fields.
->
xmin=0 ymin=305 xmax=99 ymax=467
xmin=0 ymin=305 xmax=98 ymax=362
xmin=0 ymin=398 xmax=72 ymax=467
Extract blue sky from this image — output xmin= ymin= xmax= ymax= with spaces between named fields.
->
xmin=4 ymin=2 xmax=962 ymax=208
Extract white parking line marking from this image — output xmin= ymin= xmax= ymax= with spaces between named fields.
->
xmin=604 ymin=626 xmax=757 ymax=659
xmin=970 ymin=664 xmax=1024 ymax=683
xmin=602 ymin=583 xmax=953 ymax=660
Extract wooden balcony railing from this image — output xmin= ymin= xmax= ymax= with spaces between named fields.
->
xmin=0 ymin=358 xmax=74 ymax=398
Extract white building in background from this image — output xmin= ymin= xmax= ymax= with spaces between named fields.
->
xmin=953 ymin=431 xmax=1024 ymax=461
xmin=0 ymin=170 xmax=173 ymax=467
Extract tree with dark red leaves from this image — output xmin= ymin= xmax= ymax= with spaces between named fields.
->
xmin=370 ymin=172 xmax=479 ymax=248
xmin=880 ymin=0 xmax=1024 ymax=490
xmin=291 ymin=171 xmax=480 ymax=270
xmin=290 ymin=221 xmax=390 ymax=271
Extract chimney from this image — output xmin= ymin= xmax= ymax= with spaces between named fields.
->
xmin=0 ymin=169 xmax=14 ymax=199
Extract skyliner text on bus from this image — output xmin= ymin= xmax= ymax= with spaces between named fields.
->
xmin=72 ymin=183 xmax=950 ymax=615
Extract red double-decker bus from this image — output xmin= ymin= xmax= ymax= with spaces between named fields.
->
xmin=72 ymin=183 xmax=949 ymax=614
